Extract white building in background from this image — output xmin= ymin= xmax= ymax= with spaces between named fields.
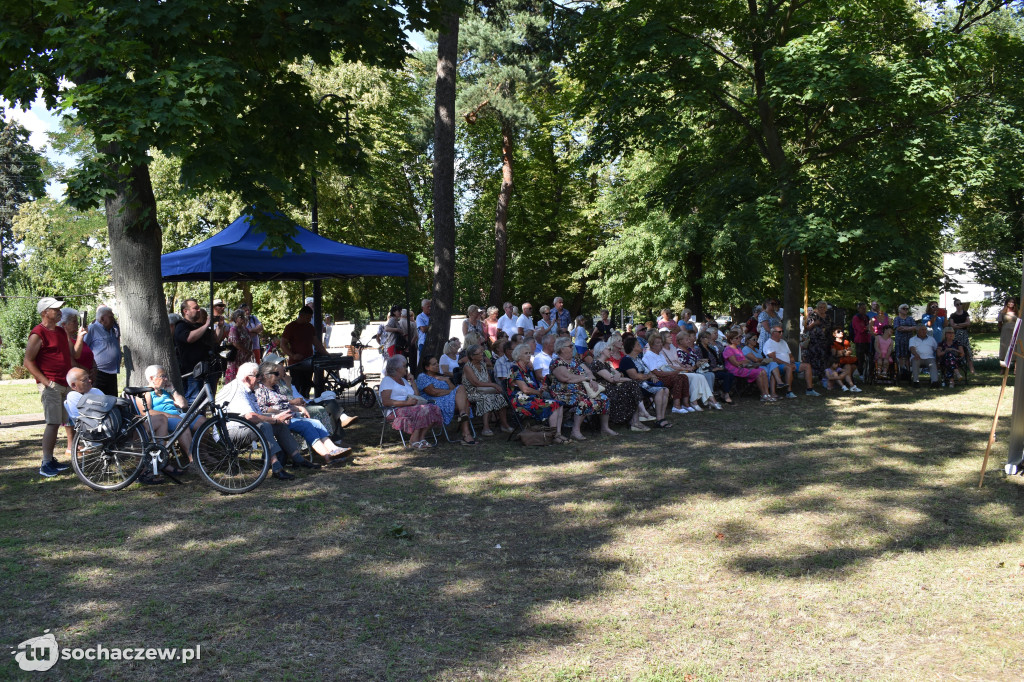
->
xmin=941 ymin=252 xmax=998 ymax=319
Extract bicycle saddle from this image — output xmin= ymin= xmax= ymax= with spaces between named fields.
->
xmin=123 ymin=387 xmax=155 ymax=396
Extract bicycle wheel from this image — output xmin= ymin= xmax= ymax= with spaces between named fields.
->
xmin=70 ymin=423 xmax=148 ymax=492
xmin=357 ymin=385 xmax=376 ymax=409
xmin=193 ymin=416 xmax=270 ymax=494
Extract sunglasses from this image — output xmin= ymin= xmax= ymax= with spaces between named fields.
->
xmin=265 ymin=371 xmax=280 ymax=376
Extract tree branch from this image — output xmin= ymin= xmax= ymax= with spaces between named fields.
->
xmin=952 ymin=0 xmax=1014 ymax=34
xmin=665 ymin=26 xmax=754 ymax=81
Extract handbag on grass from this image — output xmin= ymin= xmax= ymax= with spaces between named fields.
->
xmin=518 ymin=425 xmax=555 ymax=446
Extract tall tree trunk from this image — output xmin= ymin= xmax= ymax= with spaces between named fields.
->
xmin=103 ymin=160 xmax=179 ymax=389
xmin=488 ymin=120 xmax=513 ymax=308
xmin=684 ymin=250 xmax=704 ymax=319
xmin=424 ymin=12 xmax=460 ymax=366
xmin=781 ymin=248 xmax=803 ymax=353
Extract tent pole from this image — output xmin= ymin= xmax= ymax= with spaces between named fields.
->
xmin=406 ymin=276 xmax=415 ymax=373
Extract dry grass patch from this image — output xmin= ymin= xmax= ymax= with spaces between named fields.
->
xmin=2 ymin=375 xmax=1024 ymax=680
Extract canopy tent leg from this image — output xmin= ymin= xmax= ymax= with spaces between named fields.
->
xmin=314 ymin=278 xmax=324 ymax=395
xmin=406 ymin=276 xmax=415 ymax=373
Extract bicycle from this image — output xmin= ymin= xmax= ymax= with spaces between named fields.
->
xmin=70 ymin=359 xmax=271 ymax=494
xmin=289 ymin=344 xmax=377 ymax=409
xmin=321 ymin=341 xmax=378 ymax=409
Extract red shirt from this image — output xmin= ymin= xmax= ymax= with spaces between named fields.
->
xmin=31 ymin=324 xmax=72 ymax=386
xmin=77 ymin=341 xmax=95 ymax=371
xmin=851 ymin=314 xmax=871 ymax=344
xmin=282 ymin=320 xmax=315 ymax=360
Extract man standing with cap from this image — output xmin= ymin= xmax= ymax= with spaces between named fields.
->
xmin=24 ymin=297 xmax=74 ymax=477
xmin=86 ymin=304 xmax=123 ymax=396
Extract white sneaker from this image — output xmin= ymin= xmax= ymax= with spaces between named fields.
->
xmin=711 ymin=402 xmax=722 ymax=410
xmin=841 ymin=385 xmax=849 ymax=392
xmin=785 ymin=392 xmax=797 ymax=399
xmin=849 ymin=386 xmax=863 ymax=393
xmin=691 ymin=404 xmax=702 ymax=412
xmin=671 ymin=407 xmax=688 ymax=414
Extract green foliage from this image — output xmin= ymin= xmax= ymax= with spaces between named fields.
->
xmin=0 ymin=119 xmax=46 ymax=289
xmin=567 ymin=0 xmax=1023 ymax=315
xmin=11 ymin=199 xmax=110 ymax=301
xmin=0 ymin=282 xmax=38 ymax=374
xmin=0 ymin=0 xmax=458 ymax=246
xmin=455 ymin=70 xmax=603 ymax=312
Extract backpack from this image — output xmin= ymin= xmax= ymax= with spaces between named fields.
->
xmin=75 ymin=393 xmax=129 ymax=444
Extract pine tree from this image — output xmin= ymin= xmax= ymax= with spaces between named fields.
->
xmin=0 ymin=120 xmax=45 ymax=295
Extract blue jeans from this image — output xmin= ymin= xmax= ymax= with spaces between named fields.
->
xmin=183 ymin=377 xmax=204 ymax=405
xmin=287 ymin=416 xmax=330 ymax=444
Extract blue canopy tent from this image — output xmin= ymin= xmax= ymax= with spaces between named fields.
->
xmin=161 ymin=210 xmax=413 ymax=387
xmin=161 ymin=211 xmax=409 ymax=282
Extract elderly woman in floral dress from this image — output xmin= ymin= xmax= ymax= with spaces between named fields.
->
xmin=508 ymin=342 xmax=566 ymax=443
xmin=225 ymin=308 xmax=254 ymax=382
xmin=461 ymin=344 xmax=512 ymax=436
xmin=549 ymin=338 xmax=615 ymax=441
xmin=588 ymin=341 xmax=647 ymax=431
xmin=893 ymin=304 xmax=918 ymax=373
xmin=804 ymin=301 xmax=832 ymax=380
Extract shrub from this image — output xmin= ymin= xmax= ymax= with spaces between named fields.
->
xmin=0 ymin=285 xmax=40 ymax=376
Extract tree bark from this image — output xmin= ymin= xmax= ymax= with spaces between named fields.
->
xmin=424 ymin=12 xmax=460 ymax=366
xmin=488 ymin=120 xmax=513 ymax=308
xmin=103 ymin=160 xmax=179 ymax=390
xmin=781 ymin=248 xmax=802 ymax=353
xmin=683 ymin=250 xmax=704 ymax=319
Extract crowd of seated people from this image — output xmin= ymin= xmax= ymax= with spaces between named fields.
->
xmin=70 ymin=295 xmax=979 ymax=481
xmin=374 ymin=295 xmax=981 ymax=448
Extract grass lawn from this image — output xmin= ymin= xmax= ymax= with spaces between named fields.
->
xmin=973 ymin=332 xmax=1001 ymax=358
xmin=2 ymin=373 xmax=1024 ymax=680
xmin=0 ymin=380 xmax=44 ymax=416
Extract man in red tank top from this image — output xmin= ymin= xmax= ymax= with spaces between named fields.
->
xmin=23 ymin=297 xmax=74 ymax=477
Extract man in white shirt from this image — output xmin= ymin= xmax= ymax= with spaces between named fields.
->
xmin=763 ymin=326 xmax=820 ymax=398
xmin=532 ymin=335 xmax=555 ymax=379
xmin=217 ymin=361 xmax=297 ymax=480
xmin=516 ymin=302 xmax=535 ymax=339
xmin=909 ymin=324 xmax=940 ymax=387
xmin=65 ymin=367 xmax=107 ymax=422
xmin=497 ymin=301 xmax=518 ymax=339
xmin=415 ymin=299 xmax=431 ymax=355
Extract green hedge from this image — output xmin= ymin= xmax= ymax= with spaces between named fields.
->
xmin=0 ymin=286 xmax=39 ymax=377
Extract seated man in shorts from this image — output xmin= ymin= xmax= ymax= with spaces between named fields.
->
xmin=763 ymin=327 xmax=820 ymax=399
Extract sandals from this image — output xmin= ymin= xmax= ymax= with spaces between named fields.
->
xmin=553 ymin=435 xmax=570 ymax=445
xmin=571 ymin=433 xmax=587 ymax=442
xmin=481 ymin=429 xmax=495 ymax=437
xmin=630 ymin=424 xmax=651 ymax=432
xmin=651 ymin=419 xmax=672 ymax=429
xmin=459 ymin=439 xmax=478 ymax=446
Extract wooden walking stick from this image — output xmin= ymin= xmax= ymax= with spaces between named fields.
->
xmin=980 ymin=329 xmax=1024 ymax=488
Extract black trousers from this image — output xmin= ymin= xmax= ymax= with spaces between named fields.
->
xmin=94 ymin=371 xmax=118 ymax=397
xmin=290 ymin=365 xmax=313 ymax=399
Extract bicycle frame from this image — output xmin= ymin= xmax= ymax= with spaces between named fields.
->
xmin=134 ymin=377 xmax=225 ymax=455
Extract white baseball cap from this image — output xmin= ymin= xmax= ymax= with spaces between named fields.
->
xmin=36 ymin=297 xmax=63 ymax=314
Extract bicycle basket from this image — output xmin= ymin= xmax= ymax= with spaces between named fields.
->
xmin=75 ymin=394 xmax=130 ymax=444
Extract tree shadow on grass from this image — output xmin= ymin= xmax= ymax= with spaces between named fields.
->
xmin=0 ymin=383 xmax=1022 ymax=679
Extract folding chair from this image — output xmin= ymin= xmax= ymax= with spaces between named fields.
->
xmin=375 ymin=388 xmax=438 ymax=448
